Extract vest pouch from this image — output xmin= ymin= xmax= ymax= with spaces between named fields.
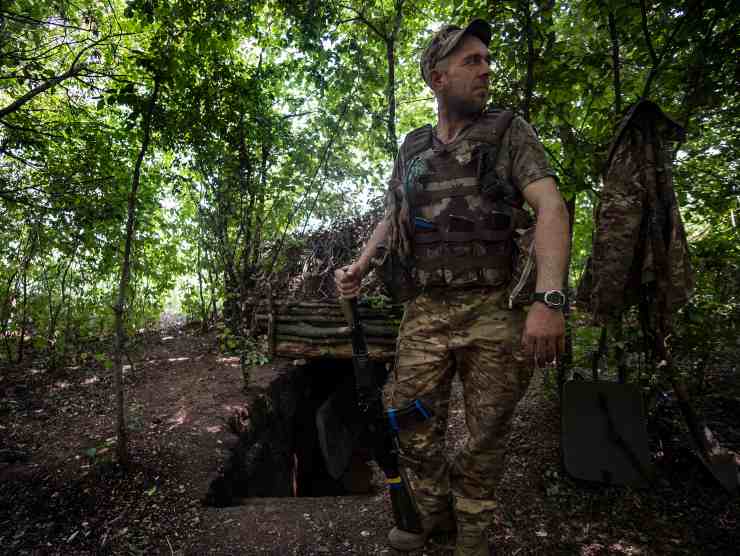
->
xmin=508 ymin=224 xmax=537 ymax=308
xmin=373 ymin=242 xmax=417 ymax=303
xmin=480 ymin=170 xmax=513 ymax=201
xmin=477 ymin=144 xmax=518 ymax=203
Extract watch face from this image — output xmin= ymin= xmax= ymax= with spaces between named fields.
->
xmin=544 ymin=290 xmax=565 ymax=308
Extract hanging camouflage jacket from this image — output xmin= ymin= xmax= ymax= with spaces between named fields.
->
xmin=577 ymin=100 xmax=695 ymax=323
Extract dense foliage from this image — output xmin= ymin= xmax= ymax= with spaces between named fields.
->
xmin=1 ymin=0 xmax=737 ymax=374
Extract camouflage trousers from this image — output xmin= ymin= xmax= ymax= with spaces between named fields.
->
xmin=389 ymin=287 xmax=532 ymax=538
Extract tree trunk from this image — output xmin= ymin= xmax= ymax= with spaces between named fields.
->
xmin=16 ymin=272 xmax=28 ymax=364
xmin=14 ymin=226 xmax=37 ymax=364
xmin=385 ymin=38 xmax=398 ymax=153
xmin=196 ymin=244 xmax=209 ymax=331
xmin=521 ymin=0 xmax=535 ymax=121
xmin=558 ymin=194 xmax=577 ymax=391
xmin=223 ymin=267 xmax=240 ymax=337
xmin=250 ymin=144 xmax=269 ymax=270
xmin=214 ymin=179 xmax=240 ymax=335
xmin=62 ymin=302 xmax=73 ymax=364
xmin=205 ymin=255 xmax=219 ymax=323
xmin=237 ymin=120 xmax=255 ymax=337
xmin=607 ymin=8 xmax=621 ymax=116
xmin=45 ymin=252 xmax=74 ymax=369
xmin=112 ymin=76 xmax=160 ymax=468
xmin=384 ymin=0 xmax=404 ymax=154
xmin=0 ymin=269 xmax=19 ymax=362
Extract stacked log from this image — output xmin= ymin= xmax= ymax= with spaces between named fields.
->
xmin=254 ymin=300 xmax=403 ymax=360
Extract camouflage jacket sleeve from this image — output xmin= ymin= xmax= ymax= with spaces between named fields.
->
xmin=497 ymin=115 xmax=557 ymax=192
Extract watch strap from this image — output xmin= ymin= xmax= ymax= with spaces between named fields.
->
xmin=533 ymin=290 xmax=566 ymax=309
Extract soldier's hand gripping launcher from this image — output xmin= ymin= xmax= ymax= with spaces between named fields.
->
xmin=339 ymin=297 xmax=425 ymax=534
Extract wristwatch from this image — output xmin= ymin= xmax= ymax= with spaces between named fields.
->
xmin=533 ymin=290 xmax=567 ymax=310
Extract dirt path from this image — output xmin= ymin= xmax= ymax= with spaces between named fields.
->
xmin=1 ymin=328 xmax=250 ymax=554
xmin=1 ymin=328 xmax=738 ymax=555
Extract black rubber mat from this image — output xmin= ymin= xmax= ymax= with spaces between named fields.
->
xmin=561 ymin=380 xmax=651 ymax=487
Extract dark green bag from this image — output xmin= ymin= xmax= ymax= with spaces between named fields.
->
xmin=372 ymin=243 xmax=417 ymax=303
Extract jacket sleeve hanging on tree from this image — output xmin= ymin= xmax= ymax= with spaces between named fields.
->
xmin=577 ymin=100 xmax=695 ymax=323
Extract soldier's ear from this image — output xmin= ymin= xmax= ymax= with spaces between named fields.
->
xmin=430 ymin=68 xmax=447 ymax=93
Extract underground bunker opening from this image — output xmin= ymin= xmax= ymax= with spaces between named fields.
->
xmin=206 ymin=358 xmax=389 ymax=506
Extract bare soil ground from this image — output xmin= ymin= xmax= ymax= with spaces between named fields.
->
xmin=1 ymin=327 xmax=738 ymax=555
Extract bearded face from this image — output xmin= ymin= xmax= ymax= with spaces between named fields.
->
xmin=432 ymin=35 xmax=491 ymax=117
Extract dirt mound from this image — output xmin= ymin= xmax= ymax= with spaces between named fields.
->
xmin=270 ymin=207 xmax=387 ymax=302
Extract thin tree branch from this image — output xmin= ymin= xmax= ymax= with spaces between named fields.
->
xmin=542 ymin=143 xmax=571 ymax=179
xmin=0 ymin=64 xmax=85 ymax=119
xmin=0 ymin=119 xmax=65 ymax=139
xmin=267 ymin=99 xmax=351 ymax=276
xmin=639 ymin=0 xmax=658 ymax=65
xmin=338 ymin=4 xmax=387 ymax=40
xmin=641 ymin=6 xmax=689 ymax=99
xmin=0 ymin=31 xmax=134 ymax=120
xmin=0 ymin=150 xmax=44 ymax=168
xmin=0 ymin=9 xmax=92 ymax=32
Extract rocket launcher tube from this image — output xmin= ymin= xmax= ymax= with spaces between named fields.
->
xmin=339 ymin=297 xmax=425 ymax=534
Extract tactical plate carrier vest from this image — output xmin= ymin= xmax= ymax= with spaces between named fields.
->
xmin=400 ymin=109 xmax=527 ymax=290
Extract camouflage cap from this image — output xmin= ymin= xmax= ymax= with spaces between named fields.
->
xmin=420 ymin=19 xmax=492 ymax=87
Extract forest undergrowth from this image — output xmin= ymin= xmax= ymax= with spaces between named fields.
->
xmin=1 ymin=324 xmax=738 ymax=555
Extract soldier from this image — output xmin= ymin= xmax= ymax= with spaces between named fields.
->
xmin=335 ymin=19 xmax=569 ymax=556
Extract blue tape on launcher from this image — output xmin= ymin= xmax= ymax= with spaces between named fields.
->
xmin=387 ymin=408 xmax=400 ymax=433
xmin=414 ymin=399 xmax=431 ymax=420
xmin=414 ymin=217 xmax=435 ymax=230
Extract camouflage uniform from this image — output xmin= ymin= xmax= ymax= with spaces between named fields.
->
xmin=576 ymin=100 xmax=694 ymax=323
xmin=384 ymin=112 xmax=557 ymax=548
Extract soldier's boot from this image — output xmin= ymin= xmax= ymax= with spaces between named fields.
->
xmin=388 ymin=491 xmax=455 ymax=552
xmin=454 ymin=528 xmax=490 ymax=556
xmin=454 ymin=497 xmax=495 ymax=556
xmin=388 ymin=509 xmax=456 ymax=552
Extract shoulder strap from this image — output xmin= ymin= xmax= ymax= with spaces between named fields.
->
xmin=399 ymin=124 xmax=433 ymax=164
xmin=466 ymin=109 xmax=515 ymax=145
xmin=399 ymin=110 xmax=514 ymax=162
